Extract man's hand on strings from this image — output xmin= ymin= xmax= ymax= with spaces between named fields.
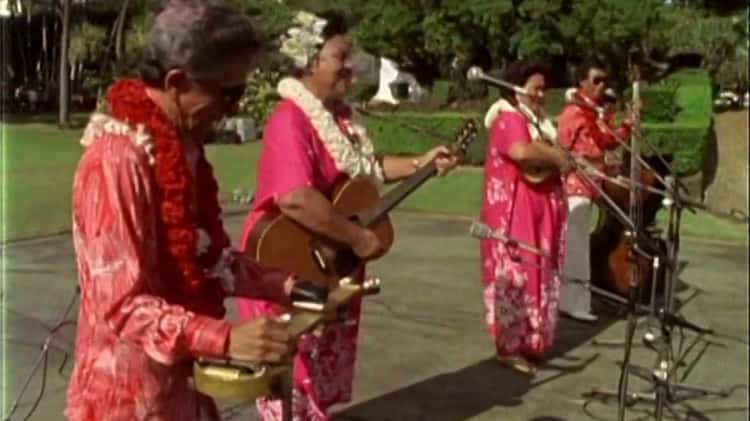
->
xmin=418 ymin=145 xmax=459 ymax=176
xmin=553 ymin=149 xmax=576 ymax=175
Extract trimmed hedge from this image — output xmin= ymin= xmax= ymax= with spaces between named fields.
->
xmin=362 ymin=88 xmax=568 ymax=166
xmin=363 ymin=112 xmax=487 ymax=165
xmin=364 ymin=69 xmax=713 ymax=176
xmin=641 ymin=121 xmax=713 ymax=176
xmin=641 ymin=69 xmax=713 ymax=176
xmin=640 ymin=85 xmax=680 ymax=123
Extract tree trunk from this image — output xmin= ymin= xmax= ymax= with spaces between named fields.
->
xmin=42 ymin=13 xmax=52 ymax=101
xmin=50 ymin=10 xmax=59 ymax=91
xmin=114 ymin=0 xmax=131 ymax=61
xmin=58 ymin=0 xmax=71 ymax=127
xmin=15 ymin=16 xmax=29 ymax=84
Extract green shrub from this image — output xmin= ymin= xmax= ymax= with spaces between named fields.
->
xmin=542 ymin=88 xmax=568 ymax=117
xmin=641 ymin=122 xmax=710 ymax=175
xmin=349 ymin=81 xmax=379 ymax=103
xmin=238 ymin=68 xmax=282 ymax=137
xmin=429 ymin=80 xmax=456 ymax=107
xmin=632 ymin=85 xmax=680 ymax=123
xmin=362 ymin=111 xmax=488 ymax=165
xmin=364 ymin=87 xmax=566 ymax=167
xmin=670 ymin=70 xmax=713 ymax=126
xmin=640 ymin=69 xmax=713 ymax=176
xmin=363 ymin=70 xmax=712 ymax=176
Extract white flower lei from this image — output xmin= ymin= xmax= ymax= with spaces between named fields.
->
xmin=484 ymin=98 xmax=558 ymax=143
xmin=80 ymin=113 xmax=156 ymax=165
xmin=277 ymin=77 xmax=384 ymax=183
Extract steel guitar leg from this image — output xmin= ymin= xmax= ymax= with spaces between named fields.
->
xmin=280 ymin=368 xmax=294 ymax=421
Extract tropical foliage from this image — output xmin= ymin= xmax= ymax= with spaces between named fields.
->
xmin=3 ymin=0 xmax=747 ymax=124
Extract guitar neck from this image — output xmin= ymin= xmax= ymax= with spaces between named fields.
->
xmin=358 ymin=160 xmax=438 ymax=227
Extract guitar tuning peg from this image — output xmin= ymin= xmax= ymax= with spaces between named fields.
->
xmin=362 ymin=277 xmax=381 ymax=295
xmin=339 ymin=277 xmax=354 ymax=287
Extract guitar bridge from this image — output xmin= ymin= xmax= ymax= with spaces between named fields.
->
xmin=312 ymin=248 xmax=329 ymax=272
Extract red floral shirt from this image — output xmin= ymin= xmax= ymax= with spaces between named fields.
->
xmin=66 ymin=116 xmax=290 ymax=421
xmin=557 ymin=92 xmax=632 ymax=198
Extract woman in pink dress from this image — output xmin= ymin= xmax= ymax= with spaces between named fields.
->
xmin=237 ymin=10 xmax=458 ymax=421
xmin=480 ymin=59 xmax=572 ymax=374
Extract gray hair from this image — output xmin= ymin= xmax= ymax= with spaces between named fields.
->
xmin=140 ymin=0 xmax=261 ymax=86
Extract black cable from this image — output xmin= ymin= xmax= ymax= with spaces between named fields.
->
xmin=21 ymin=349 xmax=48 ymax=421
xmin=582 ymin=397 xmax=653 ymax=421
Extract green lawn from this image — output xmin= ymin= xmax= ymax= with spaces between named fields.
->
xmin=394 ymin=170 xmax=749 ymax=246
xmin=1 ymin=122 xmax=747 ymax=246
xmin=1 ymin=123 xmax=261 ymax=241
xmin=3 ymin=123 xmax=83 ymax=240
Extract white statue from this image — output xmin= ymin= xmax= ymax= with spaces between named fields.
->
xmin=371 ymin=57 xmax=425 ymax=105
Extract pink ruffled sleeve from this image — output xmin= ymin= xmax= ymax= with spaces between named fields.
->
xmin=491 ymin=111 xmax=531 ymax=157
xmin=257 ymin=103 xmax=316 ymax=203
xmin=73 ymin=134 xmax=230 ymax=365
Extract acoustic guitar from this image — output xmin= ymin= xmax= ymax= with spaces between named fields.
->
xmin=193 ymin=276 xmax=382 ymax=400
xmin=243 ymin=119 xmax=479 ymax=288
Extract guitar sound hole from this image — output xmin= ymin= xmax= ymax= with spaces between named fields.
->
xmin=333 ymin=248 xmax=359 ymax=277
xmin=310 ymin=240 xmax=360 ymax=277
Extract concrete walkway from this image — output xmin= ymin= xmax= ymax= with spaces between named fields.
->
xmin=1 ymin=212 xmax=748 ymax=420
xmin=706 ymin=110 xmax=749 ymax=215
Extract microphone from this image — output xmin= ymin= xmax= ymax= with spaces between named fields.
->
xmin=466 ymin=66 xmax=534 ymax=97
xmin=469 ymin=222 xmax=550 ymax=258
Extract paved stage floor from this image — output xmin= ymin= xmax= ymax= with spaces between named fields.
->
xmin=2 ymin=212 xmax=748 ymax=420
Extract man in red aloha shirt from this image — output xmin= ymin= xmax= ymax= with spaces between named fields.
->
xmin=557 ymin=58 xmax=636 ymax=322
xmin=66 ymin=2 xmax=305 ymax=420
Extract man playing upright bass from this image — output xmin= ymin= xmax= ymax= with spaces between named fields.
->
xmin=557 ymin=58 xmax=637 ymax=322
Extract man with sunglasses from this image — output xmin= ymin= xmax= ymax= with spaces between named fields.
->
xmin=556 ymin=58 xmax=635 ymax=322
xmin=66 ymin=2 xmax=311 ymax=420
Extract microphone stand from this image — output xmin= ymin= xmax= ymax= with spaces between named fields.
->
xmin=615 ymin=71 xmax=645 ymax=421
xmin=571 ymin=94 xmax=692 ymax=199
xmin=582 ymin=69 xmax=732 ymax=421
xmin=521 ymin=95 xmax=675 ymax=349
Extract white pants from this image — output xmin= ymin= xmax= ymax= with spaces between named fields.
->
xmin=560 ymin=196 xmax=593 ymax=315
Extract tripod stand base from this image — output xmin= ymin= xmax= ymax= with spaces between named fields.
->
xmin=584 ymin=360 xmax=733 ymax=421
xmin=621 ymin=362 xmax=731 ymax=401
xmin=583 ymin=387 xmax=655 ymax=405
xmin=583 ymin=388 xmax=691 ymax=421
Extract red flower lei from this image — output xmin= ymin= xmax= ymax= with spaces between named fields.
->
xmin=108 ymin=79 xmax=229 ymax=317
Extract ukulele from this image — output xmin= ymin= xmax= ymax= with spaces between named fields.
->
xmin=519 ymin=111 xmax=564 ymax=185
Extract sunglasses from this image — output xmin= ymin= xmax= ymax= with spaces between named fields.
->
xmin=592 ymin=76 xmax=608 ymax=86
xmin=191 ymin=75 xmax=246 ymax=105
